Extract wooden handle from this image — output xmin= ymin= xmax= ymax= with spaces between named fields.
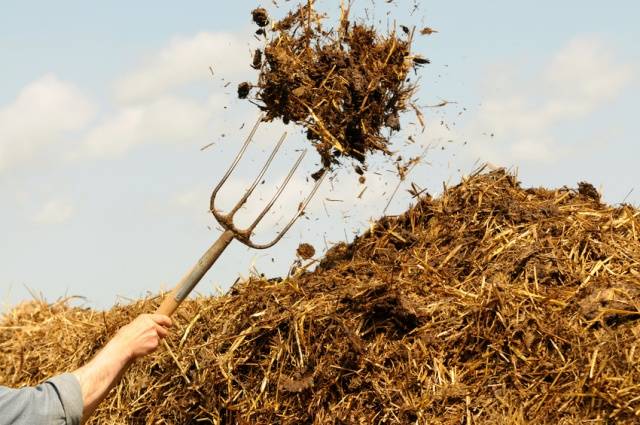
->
xmin=156 ymin=296 xmax=180 ymax=316
xmin=156 ymin=230 xmax=235 ymax=316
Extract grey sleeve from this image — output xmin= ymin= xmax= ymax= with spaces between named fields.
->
xmin=0 ymin=373 xmax=83 ymax=425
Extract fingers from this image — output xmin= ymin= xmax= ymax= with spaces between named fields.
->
xmin=154 ymin=323 xmax=169 ymax=339
xmin=148 ymin=314 xmax=171 ymax=340
xmin=149 ymin=314 xmax=173 ymax=328
xmin=113 ymin=314 xmax=174 ymax=360
xmin=134 ymin=314 xmax=170 ymax=341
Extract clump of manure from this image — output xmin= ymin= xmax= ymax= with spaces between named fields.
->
xmin=240 ymin=2 xmax=427 ymax=173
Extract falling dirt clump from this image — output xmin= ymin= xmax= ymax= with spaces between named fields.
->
xmin=251 ymin=49 xmax=263 ymax=69
xmin=296 ymin=242 xmax=315 ymax=259
xmin=251 ymin=7 xmax=270 ymax=27
xmin=420 ymin=26 xmax=438 ymax=35
xmin=3 ymin=169 xmax=640 ymax=424
xmin=240 ymin=2 xmax=424 ymax=170
xmin=237 ymin=82 xmax=251 ymax=99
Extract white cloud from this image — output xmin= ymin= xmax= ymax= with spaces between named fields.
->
xmin=32 ymin=200 xmax=75 ymax=224
xmin=82 ymin=96 xmax=213 ymax=157
xmin=82 ymin=30 xmax=259 ymax=158
xmin=0 ymin=74 xmax=95 ymax=172
xmin=467 ymin=36 xmax=635 ymax=165
xmin=545 ymin=37 xmax=633 ymax=104
xmin=115 ymin=32 xmax=251 ymax=104
xmin=0 ymin=32 xmax=259 ymax=165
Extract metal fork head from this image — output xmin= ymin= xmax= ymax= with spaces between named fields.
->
xmin=209 ymin=116 xmax=325 ymax=250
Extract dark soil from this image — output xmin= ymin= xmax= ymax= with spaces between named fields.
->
xmin=237 ymin=82 xmax=251 ymax=99
xmin=251 ymin=49 xmax=263 ymax=70
xmin=251 ymin=8 xmax=270 ymax=27
xmin=578 ymin=181 xmax=601 ymax=202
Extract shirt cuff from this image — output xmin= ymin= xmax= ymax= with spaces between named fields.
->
xmin=47 ymin=373 xmax=84 ymax=425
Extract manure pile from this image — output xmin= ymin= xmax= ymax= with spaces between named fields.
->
xmin=2 ymin=170 xmax=640 ymax=424
xmin=240 ymin=2 xmax=425 ymax=173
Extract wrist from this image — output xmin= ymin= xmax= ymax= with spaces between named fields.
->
xmin=104 ymin=332 xmax=135 ymax=364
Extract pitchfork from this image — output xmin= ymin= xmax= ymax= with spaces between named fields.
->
xmin=156 ymin=117 xmax=324 ymax=316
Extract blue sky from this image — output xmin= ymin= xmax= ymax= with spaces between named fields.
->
xmin=1 ymin=1 xmax=639 ymax=310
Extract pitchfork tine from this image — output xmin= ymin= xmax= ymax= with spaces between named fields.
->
xmin=246 ymin=169 xmax=326 ymax=249
xmin=246 ymin=149 xmax=307 ymax=233
xmin=210 ymin=116 xmax=262 ymax=213
xmin=228 ymin=131 xmax=288 ymax=217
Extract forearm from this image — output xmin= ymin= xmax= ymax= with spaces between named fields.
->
xmin=69 ymin=313 xmax=171 ymax=423
xmin=71 ymin=338 xmax=132 ymax=422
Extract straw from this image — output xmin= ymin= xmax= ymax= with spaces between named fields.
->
xmin=2 ymin=170 xmax=639 ymax=423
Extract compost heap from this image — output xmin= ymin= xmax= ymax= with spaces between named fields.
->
xmin=240 ymin=2 xmax=426 ymax=172
xmin=2 ymin=170 xmax=640 ymax=424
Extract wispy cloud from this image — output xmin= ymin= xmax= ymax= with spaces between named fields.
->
xmin=545 ymin=37 xmax=633 ymax=106
xmin=114 ymin=31 xmax=251 ymax=104
xmin=81 ymin=30 xmax=257 ymax=158
xmin=32 ymin=199 xmax=75 ymax=225
xmin=467 ymin=36 xmax=635 ymax=165
xmin=0 ymin=74 xmax=95 ymax=172
xmin=0 ymin=31 xmax=257 ymax=170
xmin=82 ymin=95 xmax=214 ymax=157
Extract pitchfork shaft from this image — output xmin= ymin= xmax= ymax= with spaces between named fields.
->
xmin=156 ymin=229 xmax=235 ymax=316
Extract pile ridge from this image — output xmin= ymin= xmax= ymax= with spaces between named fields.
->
xmin=2 ymin=170 xmax=640 ymax=424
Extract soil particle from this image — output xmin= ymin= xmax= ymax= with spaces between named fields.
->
xmin=385 ymin=112 xmax=401 ymax=131
xmin=251 ymin=49 xmax=263 ymax=70
xmin=251 ymin=8 xmax=270 ymax=27
xmin=296 ymin=243 xmax=316 ymax=260
xmin=237 ymin=82 xmax=251 ymax=99
xmin=420 ymin=27 xmax=438 ymax=35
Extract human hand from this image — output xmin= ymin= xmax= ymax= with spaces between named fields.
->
xmin=111 ymin=314 xmax=172 ymax=361
xmin=72 ymin=314 xmax=172 ymax=421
